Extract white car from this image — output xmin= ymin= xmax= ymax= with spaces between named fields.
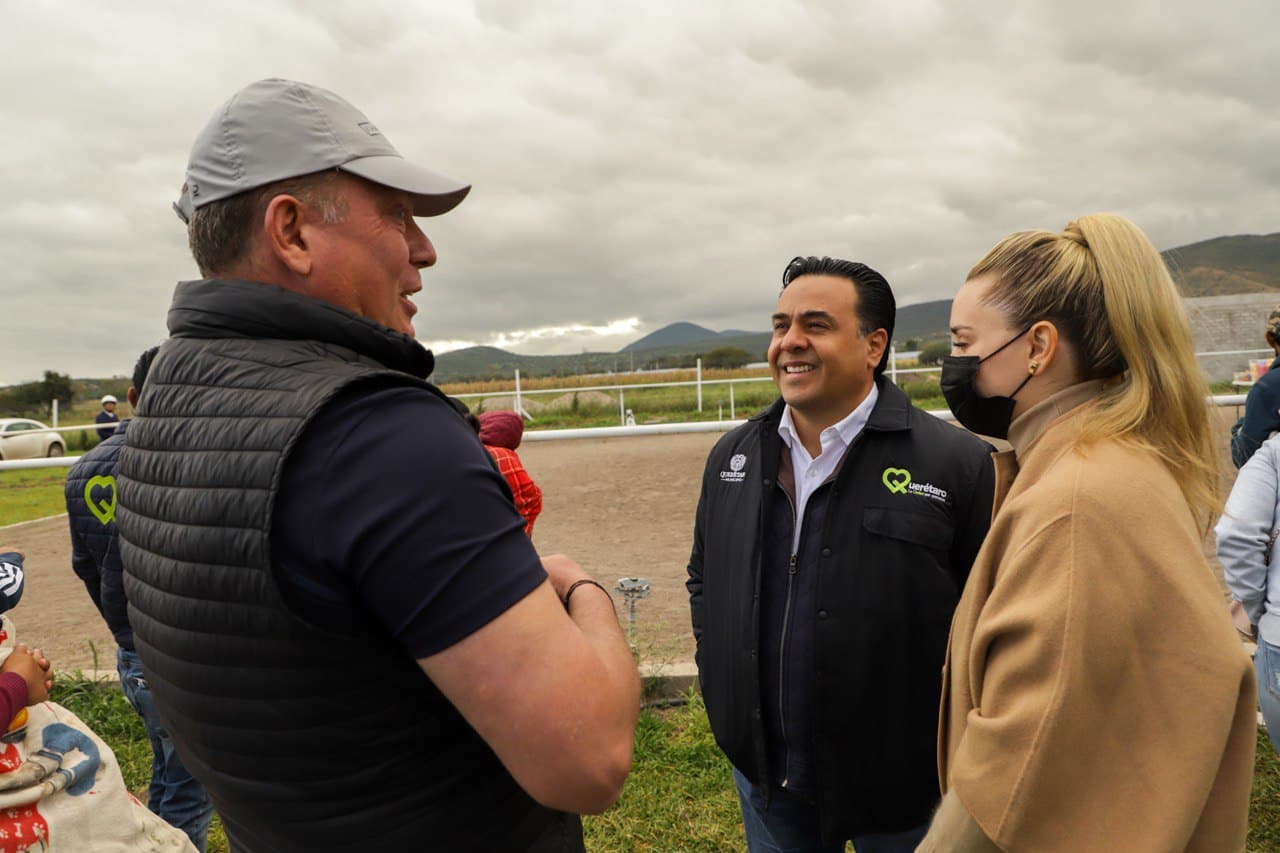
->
xmin=0 ymin=419 xmax=66 ymax=460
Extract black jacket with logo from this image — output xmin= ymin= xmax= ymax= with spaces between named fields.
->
xmin=687 ymin=378 xmax=995 ymax=840
xmin=65 ymin=421 xmax=134 ymax=650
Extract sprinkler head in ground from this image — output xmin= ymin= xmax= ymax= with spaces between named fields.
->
xmin=615 ymin=577 xmax=651 ymax=645
xmin=616 ymin=577 xmax=651 ymax=599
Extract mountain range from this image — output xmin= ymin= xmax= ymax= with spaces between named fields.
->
xmin=436 ymin=232 xmax=1280 ymax=382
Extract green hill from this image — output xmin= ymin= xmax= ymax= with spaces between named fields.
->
xmin=621 ymin=322 xmax=720 ymax=352
xmin=430 ymin=346 xmax=637 ymax=382
xmin=1162 ymin=232 xmax=1280 ymax=296
xmin=12 ymin=233 xmax=1279 ymax=389
xmin=430 ymin=232 xmax=1280 ymax=381
xmin=893 ymin=300 xmax=952 ymax=343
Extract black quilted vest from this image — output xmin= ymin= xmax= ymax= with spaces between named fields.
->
xmin=116 ymin=279 xmax=564 ymax=852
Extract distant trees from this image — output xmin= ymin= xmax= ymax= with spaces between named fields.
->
xmin=639 ymin=353 xmax=701 ymax=371
xmin=917 ymin=340 xmax=951 ymax=366
xmin=701 ymin=346 xmax=753 ymax=369
xmin=42 ymin=371 xmax=73 ymax=408
xmin=0 ymin=370 xmax=75 ymax=418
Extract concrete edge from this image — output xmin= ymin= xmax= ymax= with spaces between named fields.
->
xmin=640 ymin=661 xmax=699 ymax=702
xmin=0 ymin=512 xmax=68 ymax=533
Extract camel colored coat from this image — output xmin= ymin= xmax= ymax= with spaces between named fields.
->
xmin=937 ymin=382 xmax=1256 ymax=852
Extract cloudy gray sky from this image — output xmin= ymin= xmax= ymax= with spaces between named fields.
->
xmin=2 ymin=0 xmax=1277 ymax=385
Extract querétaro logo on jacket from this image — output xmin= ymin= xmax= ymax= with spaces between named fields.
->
xmin=720 ymin=453 xmax=748 ymax=482
xmin=84 ymin=475 xmax=118 ymax=526
xmin=882 ymin=466 xmax=949 ymax=504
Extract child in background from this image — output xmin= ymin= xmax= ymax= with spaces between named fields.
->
xmin=479 ymin=412 xmax=543 ymax=536
xmin=0 ymin=549 xmax=52 ymax=723
xmin=0 ymin=548 xmax=197 ymax=852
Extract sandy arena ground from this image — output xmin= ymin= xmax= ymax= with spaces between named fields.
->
xmin=0 ymin=409 xmax=1244 ymax=674
xmin=0 ymin=431 xmax=720 ymax=672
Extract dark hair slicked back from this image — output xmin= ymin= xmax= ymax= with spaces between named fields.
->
xmin=132 ymin=345 xmax=161 ymax=396
xmin=781 ymin=256 xmax=896 ymax=377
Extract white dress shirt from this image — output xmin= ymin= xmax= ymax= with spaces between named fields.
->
xmin=776 ymin=384 xmax=879 ymax=553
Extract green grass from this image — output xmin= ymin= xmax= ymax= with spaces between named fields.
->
xmin=586 ymin=693 xmax=745 ymax=851
xmin=44 ymin=679 xmax=1280 ymax=852
xmin=1252 ymin=727 xmax=1280 ymax=853
xmin=0 ymin=467 xmax=70 ymax=527
xmin=469 ymin=378 xmax=952 ymax=430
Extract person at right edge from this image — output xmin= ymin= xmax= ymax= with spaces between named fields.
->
xmin=1215 ymin=433 xmax=1280 ymax=756
xmin=1229 ymin=304 xmax=1280 ymax=468
xmin=918 ymin=213 xmax=1256 ymax=852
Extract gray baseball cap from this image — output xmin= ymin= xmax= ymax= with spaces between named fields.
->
xmin=174 ymin=78 xmax=470 ymax=223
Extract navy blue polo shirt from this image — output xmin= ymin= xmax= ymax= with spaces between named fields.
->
xmin=271 ymin=386 xmax=546 ymax=658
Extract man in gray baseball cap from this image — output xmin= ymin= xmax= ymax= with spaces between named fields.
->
xmin=116 ymin=79 xmax=639 ymax=852
xmin=173 ymin=77 xmax=470 ymax=224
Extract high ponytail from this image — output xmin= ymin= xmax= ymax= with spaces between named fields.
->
xmin=969 ymin=213 xmax=1219 ymax=529
xmin=1073 ymin=215 xmax=1218 ymax=527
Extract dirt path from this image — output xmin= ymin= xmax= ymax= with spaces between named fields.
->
xmin=0 ymin=514 xmax=119 ymax=674
xmin=0 ymin=432 xmax=721 ymax=672
xmin=0 ymin=408 xmax=1244 ymax=674
xmin=523 ymin=432 xmax=717 ymax=664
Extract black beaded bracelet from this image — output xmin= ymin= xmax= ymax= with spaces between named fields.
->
xmin=563 ymin=579 xmax=612 ymax=612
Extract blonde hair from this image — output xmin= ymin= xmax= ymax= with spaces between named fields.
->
xmin=968 ymin=213 xmax=1219 ymax=528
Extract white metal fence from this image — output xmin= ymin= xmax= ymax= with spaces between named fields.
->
xmin=449 ymin=346 xmax=1272 ymax=427
xmin=1 ymin=393 xmax=1251 ymax=470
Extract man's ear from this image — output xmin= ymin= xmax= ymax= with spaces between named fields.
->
xmin=127 ymin=387 xmax=138 ymax=409
xmin=263 ymin=194 xmax=313 ymax=276
xmin=865 ymin=328 xmax=889 ymax=372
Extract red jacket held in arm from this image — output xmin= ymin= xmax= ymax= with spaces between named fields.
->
xmin=484 ymin=445 xmax=542 ymax=535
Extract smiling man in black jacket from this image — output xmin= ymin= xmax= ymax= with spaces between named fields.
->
xmin=687 ymin=256 xmax=995 ymax=852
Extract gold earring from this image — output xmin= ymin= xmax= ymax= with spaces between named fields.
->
xmin=1028 ymin=361 xmax=1039 ymax=374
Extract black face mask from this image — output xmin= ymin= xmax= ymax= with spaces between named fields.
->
xmin=940 ymin=328 xmax=1034 ymax=439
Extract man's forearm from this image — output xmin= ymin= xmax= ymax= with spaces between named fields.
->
xmin=566 ymin=583 xmax=641 ymax=708
xmin=558 ymin=582 xmax=640 ymax=811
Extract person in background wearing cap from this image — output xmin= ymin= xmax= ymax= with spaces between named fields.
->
xmin=115 ymin=79 xmax=638 ymax=852
xmin=479 ymin=411 xmax=543 ymax=535
xmin=66 ymin=348 xmax=214 ymax=851
xmin=1230 ymin=304 xmax=1280 ymax=467
xmin=0 ymin=549 xmax=52 ymax=726
xmin=95 ymin=395 xmax=120 ymax=442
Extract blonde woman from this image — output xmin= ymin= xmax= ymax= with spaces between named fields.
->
xmin=918 ymin=214 xmax=1257 ymax=852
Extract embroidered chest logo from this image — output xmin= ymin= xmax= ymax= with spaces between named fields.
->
xmin=882 ymin=467 xmax=911 ymax=494
xmin=720 ymin=454 xmax=748 ymax=482
xmin=882 ymin=466 xmax=949 ymax=504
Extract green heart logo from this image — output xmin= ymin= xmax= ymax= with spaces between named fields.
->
xmin=85 ymin=475 xmax=117 ymax=526
xmin=882 ymin=467 xmax=911 ymax=495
